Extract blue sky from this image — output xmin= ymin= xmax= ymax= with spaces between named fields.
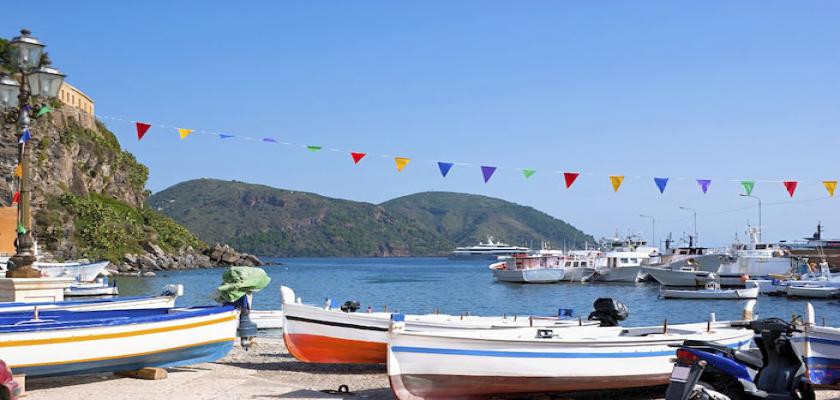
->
xmin=3 ymin=2 xmax=840 ymax=246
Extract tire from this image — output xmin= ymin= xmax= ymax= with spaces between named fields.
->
xmin=792 ymin=378 xmax=815 ymax=400
xmin=699 ymin=376 xmax=743 ymax=400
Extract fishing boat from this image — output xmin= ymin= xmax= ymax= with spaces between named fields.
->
xmin=562 ymin=249 xmax=600 ymax=281
xmin=593 ymin=235 xmax=660 ymax=283
xmin=785 ymin=223 xmax=840 ymax=270
xmin=35 ymin=260 xmax=111 ymax=282
xmin=797 ymin=303 xmax=840 ymax=386
xmin=489 ymin=252 xmax=565 ymax=283
xmin=251 ymin=310 xmax=284 ymax=329
xmin=64 ymin=281 xmax=119 ymax=297
xmin=718 ymin=227 xmax=795 ymax=286
xmin=387 ymin=305 xmax=753 ymax=399
xmin=659 ymin=279 xmax=760 ymax=300
xmin=642 ymin=239 xmax=723 ymax=287
xmin=450 ymin=237 xmax=530 ymax=260
xmin=280 ymin=286 xmax=593 ymax=364
xmin=0 ymin=305 xmax=240 ymax=377
xmin=0 ymin=285 xmax=182 ymax=313
xmin=785 ymin=285 xmax=839 ymax=298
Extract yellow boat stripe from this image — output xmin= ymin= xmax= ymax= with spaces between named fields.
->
xmin=0 ymin=314 xmax=237 ymax=348
xmin=10 ymin=337 xmax=235 ymax=369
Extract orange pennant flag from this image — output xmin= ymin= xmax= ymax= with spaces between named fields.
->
xmin=609 ymin=175 xmax=624 ymax=192
xmin=14 ymin=164 xmax=21 ymax=177
xmin=824 ymin=181 xmax=837 ymax=197
xmin=178 ymin=128 xmax=193 ymax=139
xmin=395 ymin=157 xmax=410 ymax=172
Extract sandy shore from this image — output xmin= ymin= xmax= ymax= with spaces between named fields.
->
xmin=26 ymin=337 xmax=840 ymax=400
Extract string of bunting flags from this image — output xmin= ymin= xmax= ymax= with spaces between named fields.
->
xmin=96 ymin=115 xmax=839 ymax=198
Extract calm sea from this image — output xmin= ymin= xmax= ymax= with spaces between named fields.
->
xmin=116 ymin=257 xmax=840 ymax=327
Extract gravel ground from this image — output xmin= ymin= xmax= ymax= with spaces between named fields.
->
xmin=25 ymin=337 xmax=840 ymax=400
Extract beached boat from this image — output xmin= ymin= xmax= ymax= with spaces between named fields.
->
xmin=797 ymin=303 xmax=840 ymax=386
xmin=489 ymin=253 xmax=565 ymax=283
xmin=1 ymin=305 xmax=239 ymax=377
xmin=0 ymin=285 xmax=182 ymax=313
xmin=659 ymin=280 xmax=760 ymax=300
xmin=280 ymin=286 xmax=593 ymax=364
xmin=387 ymin=315 xmax=753 ymax=399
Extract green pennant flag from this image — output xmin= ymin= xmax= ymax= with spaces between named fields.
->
xmin=16 ymin=224 xmax=26 ymax=234
xmin=35 ymin=105 xmax=53 ymax=117
xmin=307 ymin=145 xmax=322 ymax=152
xmin=522 ymin=169 xmax=536 ymax=179
xmin=741 ymin=180 xmax=755 ymax=196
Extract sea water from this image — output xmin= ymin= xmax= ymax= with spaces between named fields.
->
xmin=116 ymin=257 xmax=840 ymax=326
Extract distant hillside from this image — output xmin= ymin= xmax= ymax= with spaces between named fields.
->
xmin=148 ymin=179 xmax=593 ymax=256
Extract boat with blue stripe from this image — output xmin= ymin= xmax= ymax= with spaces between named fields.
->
xmin=0 ymin=305 xmax=239 ymax=378
xmin=795 ymin=303 xmax=840 ymax=387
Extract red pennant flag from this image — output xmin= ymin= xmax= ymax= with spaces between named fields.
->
xmin=11 ymin=192 xmax=20 ymax=204
xmin=783 ymin=181 xmax=798 ymax=197
xmin=136 ymin=122 xmax=151 ymax=140
xmin=563 ymin=172 xmax=580 ymax=188
xmin=351 ymin=152 xmax=366 ymax=164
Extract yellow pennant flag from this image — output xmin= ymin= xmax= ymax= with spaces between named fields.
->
xmin=824 ymin=181 xmax=837 ymax=197
xmin=610 ymin=175 xmax=624 ymax=192
xmin=394 ymin=157 xmax=411 ymax=172
xmin=178 ymin=128 xmax=193 ymax=139
xmin=14 ymin=164 xmax=22 ymax=177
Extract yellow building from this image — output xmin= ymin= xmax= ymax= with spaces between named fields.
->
xmin=57 ymin=82 xmax=94 ymax=115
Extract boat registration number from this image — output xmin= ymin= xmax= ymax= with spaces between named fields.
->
xmin=670 ymin=366 xmax=690 ymax=382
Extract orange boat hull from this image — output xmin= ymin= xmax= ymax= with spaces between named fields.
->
xmin=283 ymin=332 xmax=387 ymax=364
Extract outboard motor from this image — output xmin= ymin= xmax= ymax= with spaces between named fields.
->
xmin=340 ymin=300 xmax=361 ymax=313
xmin=587 ymin=298 xmax=629 ymax=327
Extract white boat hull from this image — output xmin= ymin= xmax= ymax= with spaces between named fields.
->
xmin=563 ymin=267 xmax=596 ymax=282
xmin=660 ymin=286 xmax=759 ymax=300
xmin=796 ymin=325 xmax=840 ymax=386
xmin=36 ymin=260 xmax=111 ymax=282
xmin=0 ymin=296 xmax=177 ymax=313
xmin=786 ymin=285 xmax=839 ymax=298
xmin=595 ymin=266 xmax=641 ymax=282
xmin=387 ymin=322 xmax=753 ymax=399
xmin=492 ymin=268 xmax=564 ymax=283
xmin=251 ymin=310 xmax=284 ymax=329
xmin=718 ymin=256 xmax=793 ymax=283
xmin=644 ymin=267 xmax=714 ymax=287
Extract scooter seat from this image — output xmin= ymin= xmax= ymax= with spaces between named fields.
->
xmin=733 ymin=350 xmax=763 ymax=369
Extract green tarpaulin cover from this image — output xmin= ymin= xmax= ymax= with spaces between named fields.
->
xmin=215 ymin=266 xmax=271 ymax=303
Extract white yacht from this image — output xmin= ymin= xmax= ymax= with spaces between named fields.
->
xmin=717 ymin=226 xmax=795 ymax=286
xmin=450 ymin=236 xmax=530 ymax=260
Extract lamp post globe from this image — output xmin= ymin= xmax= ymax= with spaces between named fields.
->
xmin=28 ymin=66 xmax=65 ymax=99
xmin=0 ymin=74 xmax=20 ymax=108
xmin=9 ymin=29 xmax=45 ymax=70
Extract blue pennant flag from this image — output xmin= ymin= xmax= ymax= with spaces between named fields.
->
xmin=438 ymin=162 xmax=454 ymax=177
xmin=18 ymin=128 xmax=31 ymax=144
xmin=219 ymin=133 xmax=235 ymax=139
xmin=654 ymin=177 xmax=669 ymax=194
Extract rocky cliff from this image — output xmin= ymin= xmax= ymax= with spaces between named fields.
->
xmin=0 ymin=106 xmax=262 ymax=272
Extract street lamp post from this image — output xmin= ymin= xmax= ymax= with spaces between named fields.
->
xmin=640 ymin=214 xmax=655 ymax=247
xmin=0 ymin=29 xmax=65 ymax=278
xmin=679 ymin=206 xmax=698 ymax=244
xmin=740 ymin=194 xmax=762 ymax=242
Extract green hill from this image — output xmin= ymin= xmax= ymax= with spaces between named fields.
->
xmin=148 ymin=179 xmax=593 ymax=256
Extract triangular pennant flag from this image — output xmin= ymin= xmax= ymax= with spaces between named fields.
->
xmin=14 ymin=164 xmax=21 ymax=177
xmin=11 ymin=192 xmax=20 ymax=204
xmin=135 ymin=122 xmax=151 ymax=140
xmin=438 ymin=162 xmax=453 ymax=177
xmin=307 ymin=145 xmax=322 ymax=152
xmin=219 ymin=133 xmax=235 ymax=139
xmin=262 ymin=137 xmax=277 ymax=143
xmin=654 ymin=177 xmax=668 ymax=194
xmin=697 ymin=179 xmax=711 ymax=194
xmin=351 ymin=152 xmax=366 ymax=164
xmin=481 ymin=166 xmax=497 ymax=183
xmin=16 ymin=224 xmax=26 ymax=234
xmin=18 ymin=128 xmax=31 ymax=144
xmin=35 ymin=104 xmax=53 ymax=117
xmin=783 ymin=181 xmax=798 ymax=197
xmin=609 ymin=175 xmax=624 ymax=192
xmin=395 ymin=157 xmax=410 ymax=172
xmin=563 ymin=172 xmax=579 ymax=189
xmin=178 ymin=128 xmax=193 ymax=139
xmin=522 ymin=169 xmax=536 ymax=179
xmin=823 ymin=181 xmax=837 ymax=197
xmin=741 ymin=181 xmax=755 ymax=196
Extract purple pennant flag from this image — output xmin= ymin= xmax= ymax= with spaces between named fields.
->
xmin=262 ymin=137 xmax=277 ymax=143
xmin=654 ymin=177 xmax=668 ymax=194
xmin=438 ymin=162 xmax=453 ymax=177
xmin=697 ymin=179 xmax=711 ymax=194
xmin=481 ymin=166 xmax=497 ymax=183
